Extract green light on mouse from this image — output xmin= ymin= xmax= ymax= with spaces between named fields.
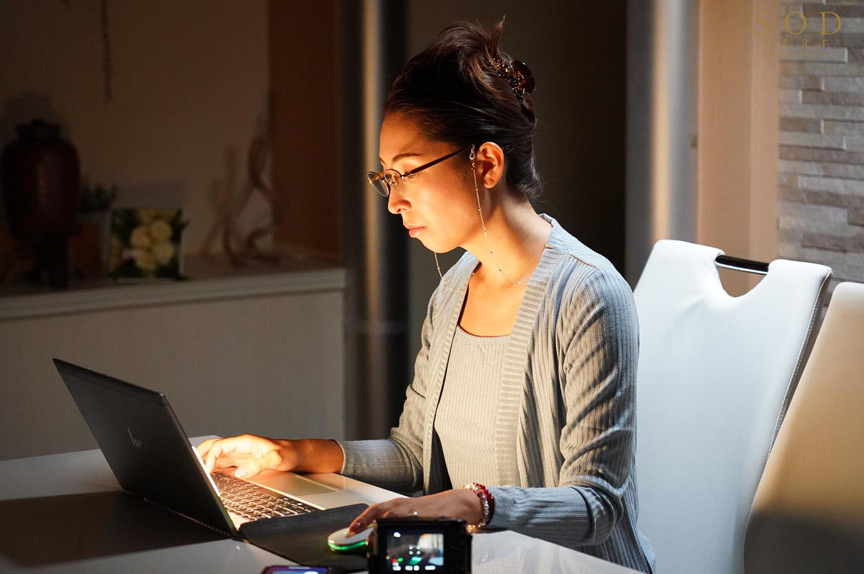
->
xmin=328 ymin=539 xmax=368 ymax=552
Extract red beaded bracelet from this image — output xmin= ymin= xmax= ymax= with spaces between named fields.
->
xmin=463 ymin=482 xmax=495 ymax=528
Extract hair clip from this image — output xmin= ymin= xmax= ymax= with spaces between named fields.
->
xmin=491 ymin=57 xmax=536 ymax=102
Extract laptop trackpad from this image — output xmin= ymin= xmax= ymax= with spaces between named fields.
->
xmin=251 ymin=470 xmax=338 ymax=496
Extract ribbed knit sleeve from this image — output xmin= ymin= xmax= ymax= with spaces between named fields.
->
xmin=336 ymin=284 xmax=440 ymax=495
xmin=487 ymin=266 xmax=640 ymax=549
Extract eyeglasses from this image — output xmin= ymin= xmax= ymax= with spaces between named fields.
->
xmin=367 ymin=147 xmax=471 ymax=197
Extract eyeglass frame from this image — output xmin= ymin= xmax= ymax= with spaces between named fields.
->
xmin=367 ymin=146 xmax=473 ymax=197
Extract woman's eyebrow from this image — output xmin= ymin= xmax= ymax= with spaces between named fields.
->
xmin=379 ymin=152 xmax=422 ymax=167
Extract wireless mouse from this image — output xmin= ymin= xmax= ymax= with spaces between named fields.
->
xmin=327 ymin=526 xmax=374 ymax=553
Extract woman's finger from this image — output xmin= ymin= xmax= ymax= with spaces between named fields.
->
xmin=196 ymin=438 xmax=216 ymax=455
xmin=348 ymin=505 xmax=380 ymax=533
xmin=235 ymin=449 xmax=283 ymax=478
xmin=195 ymin=438 xmax=219 ymax=466
xmin=348 ymin=500 xmax=391 ymax=534
xmin=203 ymin=437 xmax=244 ymax=473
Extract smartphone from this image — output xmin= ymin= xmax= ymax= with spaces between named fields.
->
xmin=262 ymin=567 xmax=333 ymax=574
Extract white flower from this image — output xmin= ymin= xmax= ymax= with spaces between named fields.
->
xmin=130 ymin=226 xmax=152 ymax=248
xmin=152 ymin=241 xmax=175 ymax=265
xmin=131 ymin=248 xmax=157 ymax=271
xmin=138 ymin=209 xmax=160 ymax=224
xmin=150 ymin=219 xmax=172 ymax=243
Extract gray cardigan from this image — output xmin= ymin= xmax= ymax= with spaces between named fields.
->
xmin=338 ymin=213 xmax=655 ymax=573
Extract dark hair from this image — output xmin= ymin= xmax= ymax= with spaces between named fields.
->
xmin=384 ymin=18 xmax=542 ymax=203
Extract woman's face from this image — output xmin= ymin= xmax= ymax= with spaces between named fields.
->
xmin=377 ymin=112 xmax=480 ymax=253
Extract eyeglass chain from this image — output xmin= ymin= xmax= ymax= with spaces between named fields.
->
xmin=433 ymin=144 xmax=534 ymax=292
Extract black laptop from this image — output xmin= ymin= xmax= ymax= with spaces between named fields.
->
xmin=54 ymin=358 xmax=369 ymax=538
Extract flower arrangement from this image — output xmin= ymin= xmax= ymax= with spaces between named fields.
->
xmin=109 ymin=208 xmax=187 ymax=279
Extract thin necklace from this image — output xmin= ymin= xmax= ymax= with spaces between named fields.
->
xmin=434 ymin=145 xmax=546 ymax=292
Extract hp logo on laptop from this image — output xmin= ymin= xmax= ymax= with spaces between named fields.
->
xmin=127 ymin=428 xmax=143 ymax=449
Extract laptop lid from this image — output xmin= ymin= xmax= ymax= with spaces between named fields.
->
xmin=54 ymin=358 xmax=237 ymax=536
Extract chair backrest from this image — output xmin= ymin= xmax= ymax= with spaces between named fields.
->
xmin=745 ymin=282 xmax=864 ymax=574
xmin=633 ymin=239 xmax=831 ymax=574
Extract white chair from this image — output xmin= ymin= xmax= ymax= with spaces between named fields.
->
xmin=745 ymin=281 xmax=864 ymax=574
xmin=633 ymin=239 xmax=831 ymax=574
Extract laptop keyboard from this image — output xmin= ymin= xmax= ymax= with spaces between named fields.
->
xmin=211 ymin=471 xmax=317 ymax=521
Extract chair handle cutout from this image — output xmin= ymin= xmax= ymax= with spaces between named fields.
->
xmin=715 ymin=255 xmax=769 ymax=276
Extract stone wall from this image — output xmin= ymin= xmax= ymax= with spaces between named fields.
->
xmin=778 ymin=1 xmax=864 ymax=297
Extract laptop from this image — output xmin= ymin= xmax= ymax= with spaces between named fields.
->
xmin=54 ymin=358 xmax=371 ymax=537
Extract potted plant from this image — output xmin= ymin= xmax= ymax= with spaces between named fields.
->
xmin=69 ymin=183 xmax=117 ymax=280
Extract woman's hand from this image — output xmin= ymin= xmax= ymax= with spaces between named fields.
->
xmin=195 ymin=435 xmax=345 ymax=478
xmin=196 ymin=434 xmax=297 ymax=478
xmin=347 ymin=489 xmax=483 ymax=535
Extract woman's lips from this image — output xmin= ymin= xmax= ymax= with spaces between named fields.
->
xmin=408 ymin=226 xmax=427 ymax=238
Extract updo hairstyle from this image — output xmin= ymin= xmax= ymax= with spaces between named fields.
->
xmin=384 ymin=18 xmax=542 ymax=203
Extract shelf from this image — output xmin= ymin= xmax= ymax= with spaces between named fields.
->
xmin=0 ymin=255 xmax=347 ymax=321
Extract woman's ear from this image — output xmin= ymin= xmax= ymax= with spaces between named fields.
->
xmin=476 ymin=142 xmax=505 ymax=189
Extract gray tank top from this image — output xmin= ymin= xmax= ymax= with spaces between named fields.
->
xmin=434 ymin=324 xmax=511 ymax=487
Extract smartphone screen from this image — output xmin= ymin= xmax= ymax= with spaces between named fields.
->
xmin=262 ymin=567 xmax=330 ymax=574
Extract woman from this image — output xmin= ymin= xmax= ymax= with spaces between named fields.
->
xmin=198 ymin=18 xmax=654 ymax=573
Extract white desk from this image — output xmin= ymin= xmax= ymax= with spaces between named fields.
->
xmin=0 ymin=446 xmax=641 ymax=574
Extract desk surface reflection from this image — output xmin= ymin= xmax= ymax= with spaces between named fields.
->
xmin=0 ymin=442 xmax=641 ymax=574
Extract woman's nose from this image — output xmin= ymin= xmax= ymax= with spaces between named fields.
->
xmin=387 ymin=187 xmax=410 ymax=214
